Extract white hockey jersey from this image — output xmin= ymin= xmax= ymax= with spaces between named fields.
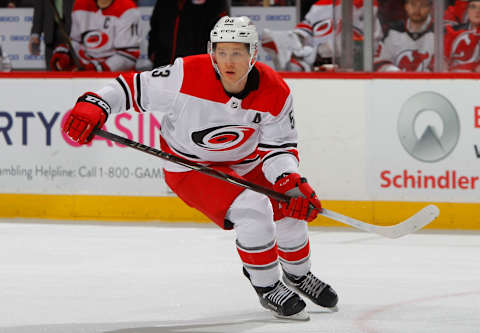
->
xmin=97 ymin=55 xmax=299 ymax=182
xmin=294 ymin=0 xmax=383 ymax=53
xmin=261 ymin=0 xmax=383 ymax=71
xmin=374 ymin=16 xmax=434 ymax=72
xmin=71 ymin=0 xmax=141 ymax=71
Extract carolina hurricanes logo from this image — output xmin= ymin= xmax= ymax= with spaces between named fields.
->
xmin=396 ymin=49 xmax=430 ymax=71
xmin=82 ymin=30 xmax=110 ymax=50
xmin=450 ymin=31 xmax=480 ymax=64
xmin=191 ymin=125 xmax=255 ymax=152
xmin=313 ymin=20 xmax=333 ymax=37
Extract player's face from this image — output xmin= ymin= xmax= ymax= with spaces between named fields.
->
xmin=214 ymin=42 xmax=251 ymax=92
xmin=468 ymin=1 xmax=480 ymax=26
xmin=405 ymin=0 xmax=431 ymax=24
xmin=96 ymin=0 xmax=114 ymax=9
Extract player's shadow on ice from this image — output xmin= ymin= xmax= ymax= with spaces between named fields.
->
xmin=104 ymin=312 xmax=289 ymax=333
xmin=105 ymin=309 xmax=335 ymax=333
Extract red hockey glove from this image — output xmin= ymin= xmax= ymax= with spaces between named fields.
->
xmin=63 ymin=92 xmax=110 ymax=144
xmin=274 ymin=173 xmax=322 ymax=222
xmin=50 ymin=44 xmax=75 ymax=71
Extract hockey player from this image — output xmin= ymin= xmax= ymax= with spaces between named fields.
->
xmin=50 ymin=0 xmax=141 ymax=71
xmin=374 ymin=0 xmax=434 ymax=72
xmin=261 ymin=0 xmax=383 ymax=71
xmin=444 ymin=0 xmax=480 ymax=72
xmin=63 ymin=16 xmax=338 ymax=320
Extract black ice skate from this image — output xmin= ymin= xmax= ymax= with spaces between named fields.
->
xmin=243 ymin=267 xmax=309 ymax=321
xmin=283 ymin=270 xmax=338 ymax=308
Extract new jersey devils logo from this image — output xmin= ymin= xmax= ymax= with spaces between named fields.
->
xmin=449 ymin=31 xmax=480 ymax=64
xmin=396 ymin=49 xmax=430 ymax=71
xmin=192 ymin=125 xmax=255 ymax=152
xmin=82 ymin=30 xmax=110 ymax=50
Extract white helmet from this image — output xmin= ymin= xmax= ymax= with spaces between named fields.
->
xmin=208 ymin=16 xmax=259 ymax=75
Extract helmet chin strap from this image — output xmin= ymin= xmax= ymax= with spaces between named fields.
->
xmin=232 ymin=72 xmax=249 ymax=87
xmin=214 ymin=64 xmax=247 ymax=90
xmin=231 ymin=57 xmax=256 ymax=86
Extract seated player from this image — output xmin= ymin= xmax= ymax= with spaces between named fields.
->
xmin=261 ymin=0 xmax=383 ymax=71
xmin=374 ymin=0 xmax=434 ymax=72
xmin=50 ymin=0 xmax=141 ymax=71
xmin=444 ymin=0 xmax=480 ymax=72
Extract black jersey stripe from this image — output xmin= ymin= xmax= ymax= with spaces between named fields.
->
xmin=115 ymin=77 xmax=131 ymax=110
xmin=258 ymin=142 xmax=298 ymax=149
xmin=262 ymin=151 xmax=296 ymax=162
xmin=115 ymin=46 xmax=141 ymax=51
xmin=135 ymin=73 xmax=147 ymax=112
xmin=117 ymin=51 xmax=137 ymax=62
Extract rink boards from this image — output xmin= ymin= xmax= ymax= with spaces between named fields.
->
xmin=0 ymin=72 xmax=479 ymax=229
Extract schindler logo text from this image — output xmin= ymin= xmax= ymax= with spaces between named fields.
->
xmin=397 ymin=91 xmax=460 ymax=162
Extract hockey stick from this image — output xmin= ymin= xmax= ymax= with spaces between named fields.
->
xmin=46 ymin=0 xmax=85 ymax=70
xmin=94 ymin=128 xmax=440 ymax=238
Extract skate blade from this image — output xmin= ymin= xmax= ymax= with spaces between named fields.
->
xmin=273 ymin=309 xmax=310 ymax=321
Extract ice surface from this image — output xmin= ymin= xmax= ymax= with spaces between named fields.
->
xmin=0 ymin=219 xmax=479 ymax=333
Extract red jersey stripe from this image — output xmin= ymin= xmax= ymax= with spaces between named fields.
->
xmin=278 ymin=240 xmax=310 ymax=262
xmin=237 ymin=243 xmax=279 ymax=266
